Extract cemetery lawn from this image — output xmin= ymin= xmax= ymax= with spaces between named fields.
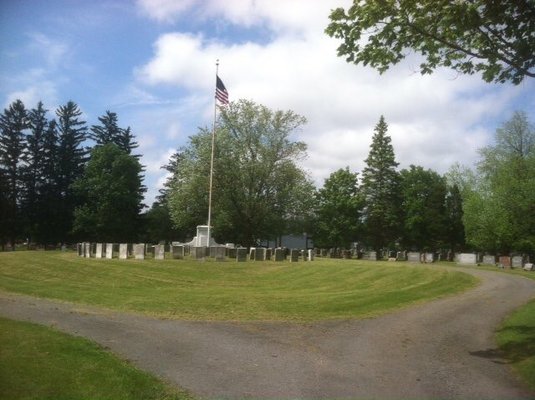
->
xmin=0 ymin=317 xmax=193 ymax=400
xmin=495 ymin=272 xmax=535 ymax=390
xmin=0 ymin=251 xmax=477 ymax=321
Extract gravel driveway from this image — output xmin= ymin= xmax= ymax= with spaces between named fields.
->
xmin=1 ymin=267 xmax=534 ymax=399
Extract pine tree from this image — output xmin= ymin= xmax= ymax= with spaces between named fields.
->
xmin=55 ymin=101 xmax=88 ymax=243
xmin=90 ymin=111 xmax=120 ymax=145
xmin=36 ymin=119 xmax=61 ymax=246
xmin=116 ymin=126 xmax=139 ymax=155
xmin=22 ymin=101 xmax=49 ymax=244
xmin=0 ymin=168 xmax=9 ymax=249
xmin=0 ymin=100 xmax=29 ymax=247
xmin=361 ymin=116 xmax=402 ymax=253
xmin=91 ymin=111 xmax=139 ymax=155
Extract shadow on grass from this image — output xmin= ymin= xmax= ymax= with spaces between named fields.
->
xmin=470 ymin=325 xmax=535 ymax=364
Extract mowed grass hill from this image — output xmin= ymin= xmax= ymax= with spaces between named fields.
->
xmin=0 ymin=251 xmax=477 ymax=321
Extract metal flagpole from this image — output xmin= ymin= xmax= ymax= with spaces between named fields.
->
xmin=207 ymin=60 xmax=219 ymax=247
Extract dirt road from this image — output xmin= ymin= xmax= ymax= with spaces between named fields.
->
xmin=1 ymin=267 xmax=534 ymax=399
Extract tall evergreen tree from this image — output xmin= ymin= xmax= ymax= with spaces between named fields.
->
xmin=37 ymin=119 xmax=61 ymax=245
xmin=116 ymin=126 xmax=139 ymax=155
xmin=90 ymin=110 xmax=119 ymax=146
xmin=91 ymin=111 xmax=139 ymax=155
xmin=361 ymin=116 xmax=401 ymax=253
xmin=0 ymin=99 xmax=29 ymax=247
xmin=22 ymin=101 xmax=49 ymax=244
xmin=0 ymin=168 xmax=9 ymax=249
xmin=55 ymin=101 xmax=88 ymax=243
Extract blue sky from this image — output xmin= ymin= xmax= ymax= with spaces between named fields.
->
xmin=1 ymin=0 xmax=534 ymax=207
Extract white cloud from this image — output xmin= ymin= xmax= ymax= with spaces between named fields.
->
xmin=134 ymin=0 xmax=532 ymax=198
xmin=136 ymin=32 xmax=215 ymax=87
xmin=2 ymin=32 xmax=73 ymax=112
xmin=137 ymin=0 xmax=346 ymax=35
xmin=4 ymin=69 xmax=59 ymax=110
xmin=27 ymin=32 xmax=69 ymax=69
xmin=6 ymin=84 xmax=54 ymax=110
xmin=136 ymin=0 xmax=196 ymax=23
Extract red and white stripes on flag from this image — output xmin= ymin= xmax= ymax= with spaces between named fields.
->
xmin=215 ymin=75 xmax=229 ymax=105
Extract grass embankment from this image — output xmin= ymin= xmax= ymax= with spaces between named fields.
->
xmin=0 ymin=251 xmax=476 ymax=321
xmin=0 ymin=317 xmax=192 ymax=400
xmin=492 ymin=268 xmax=535 ymax=390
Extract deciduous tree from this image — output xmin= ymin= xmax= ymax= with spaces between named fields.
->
xmin=326 ymin=0 xmax=535 ymax=84
xmin=167 ymin=100 xmax=314 ymax=247
xmin=463 ymin=111 xmax=535 ymax=253
xmin=73 ymin=143 xmax=145 ymax=242
xmin=399 ymin=165 xmax=447 ymax=250
xmin=312 ymin=167 xmax=363 ymax=249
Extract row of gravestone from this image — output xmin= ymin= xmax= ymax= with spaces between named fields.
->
xmin=458 ymin=253 xmax=533 ymax=270
xmin=315 ymin=248 xmax=532 ymax=268
xmin=389 ymin=251 xmax=533 ymax=271
xmin=317 ymin=250 xmax=439 ymax=262
xmin=316 ymin=249 xmax=450 ymax=261
xmin=77 ymin=243 xmax=315 ymax=262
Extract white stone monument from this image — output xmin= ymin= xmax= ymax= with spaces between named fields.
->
xmin=187 ymin=225 xmax=219 ymax=247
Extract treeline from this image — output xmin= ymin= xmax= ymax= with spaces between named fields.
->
xmin=148 ymin=100 xmax=533 ymax=255
xmin=312 ymin=116 xmax=465 ymax=253
xmin=0 ymin=99 xmax=144 ymax=249
xmin=312 ymin=112 xmax=534 ymax=255
xmin=2 ymin=98 xmax=533 ymax=256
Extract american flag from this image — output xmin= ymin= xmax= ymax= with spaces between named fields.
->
xmin=215 ymin=75 xmax=229 ymax=105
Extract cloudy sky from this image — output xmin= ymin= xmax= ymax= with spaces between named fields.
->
xmin=1 ymin=0 xmax=534 ymax=206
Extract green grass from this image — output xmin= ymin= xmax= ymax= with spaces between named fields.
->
xmin=0 ymin=251 xmax=476 ymax=321
xmin=494 ymin=269 xmax=535 ymax=390
xmin=0 ymin=316 xmax=193 ymax=400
